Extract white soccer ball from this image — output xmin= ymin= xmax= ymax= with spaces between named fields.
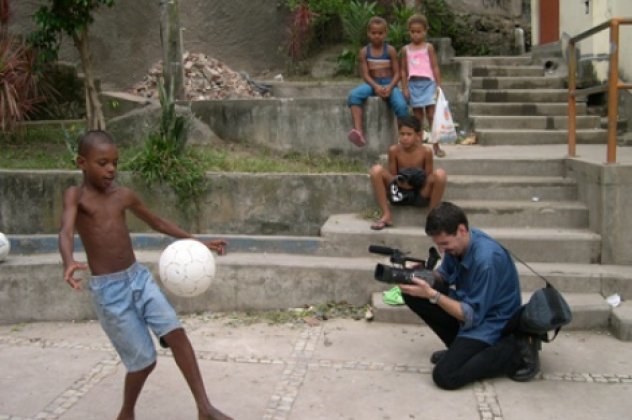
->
xmin=0 ymin=232 xmax=10 ymax=262
xmin=158 ymin=239 xmax=216 ymax=297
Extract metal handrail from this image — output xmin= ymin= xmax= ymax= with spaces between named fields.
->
xmin=567 ymin=17 xmax=632 ymax=163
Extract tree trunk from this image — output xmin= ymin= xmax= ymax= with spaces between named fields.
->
xmin=160 ymin=0 xmax=184 ymax=101
xmin=73 ymin=28 xmax=105 ymax=130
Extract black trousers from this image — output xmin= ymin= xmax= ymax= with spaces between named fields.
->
xmin=403 ymin=284 xmax=519 ymax=390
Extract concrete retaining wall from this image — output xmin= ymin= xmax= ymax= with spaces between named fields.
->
xmin=191 ymin=97 xmax=397 ymax=158
xmin=0 ymin=254 xmax=382 ymax=324
xmin=567 ymin=159 xmax=632 ymax=264
xmin=0 ymin=170 xmax=373 ymax=236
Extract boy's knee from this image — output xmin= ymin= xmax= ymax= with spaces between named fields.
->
xmin=434 ymin=168 xmax=447 ymax=181
xmin=369 ymin=164 xmax=384 ymax=177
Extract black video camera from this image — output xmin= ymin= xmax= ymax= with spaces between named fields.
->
xmin=369 ymin=245 xmax=440 ymax=286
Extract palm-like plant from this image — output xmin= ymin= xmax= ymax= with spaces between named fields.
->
xmin=0 ymin=34 xmax=42 ymax=132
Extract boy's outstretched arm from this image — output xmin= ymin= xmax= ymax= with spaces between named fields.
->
xmin=59 ymin=187 xmax=88 ymax=289
xmin=127 ymin=189 xmax=227 ymax=255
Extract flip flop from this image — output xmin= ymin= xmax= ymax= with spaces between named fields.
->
xmin=370 ymin=220 xmax=393 ymax=230
xmin=435 ymin=148 xmax=446 ymax=158
xmin=347 ymin=129 xmax=366 ymax=147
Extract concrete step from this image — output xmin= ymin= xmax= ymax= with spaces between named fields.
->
xmin=444 ymin=175 xmax=578 ymax=201
xmin=469 ymin=102 xmax=586 ymax=116
xmin=391 ymin=200 xmax=588 ymax=229
xmin=320 ymin=214 xmax=601 ymax=263
xmin=454 ymin=56 xmax=536 ymax=67
xmin=470 ymin=89 xmax=568 ymax=102
xmin=0 ymin=251 xmax=382 ymax=324
xmin=435 ymin=158 xmax=566 ymax=176
xmin=475 ymin=128 xmax=607 ymax=145
xmin=269 ymin=81 xmax=356 ymax=98
xmin=7 ymin=233 xmax=324 ymax=256
xmin=472 ymin=115 xmax=600 ymax=130
xmin=3 ymin=251 xmax=630 ymax=336
xmin=471 ymin=76 xmax=566 ymax=89
xmin=370 ymin=291 xmax=612 ymax=332
xmin=471 ymin=66 xmax=544 ymax=77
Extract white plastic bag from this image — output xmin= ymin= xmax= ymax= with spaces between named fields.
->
xmin=430 ymin=87 xmax=458 ymax=144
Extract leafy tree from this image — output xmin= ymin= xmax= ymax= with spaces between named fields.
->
xmin=29 ymin=0 xmax=115 ymax=130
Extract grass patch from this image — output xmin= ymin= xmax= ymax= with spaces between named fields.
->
xmin=0 ymin=126 xmax=367 ymax=173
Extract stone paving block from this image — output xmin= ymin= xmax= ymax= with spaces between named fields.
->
xmin=60 ymin=356 xmax=282 ymax=420
xmin=185 ymin=319 xmax=304 ymax=360
xmin=495 ymin=379 xmax=632 ymax=420
xmin=0 ymin=345 xmax=106 ymax=419
xmin=293 ymin=367 xmax=477 ymax=419
xmin=312 ymin=319 xmax=443 ymax=367
xmin=538 ymin=330 xmax=632 ymax=374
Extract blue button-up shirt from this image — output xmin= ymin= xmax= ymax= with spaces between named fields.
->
xmin=437 ymin=228 xmax=522 ymax=345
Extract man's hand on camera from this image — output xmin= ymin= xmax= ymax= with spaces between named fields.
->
xmin=399 ymin=276 xmax=435 ymax=299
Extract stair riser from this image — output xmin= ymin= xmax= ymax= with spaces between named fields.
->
xmin=455 ymin=57 xmax=535 ymax=66
xmin=476 ymin=130 xmax=606 ymax=145
xmin=445 ymin=184 xmax=578 ymax=201
xmin=472 ymin=68 xmax=543 ymax=77
xmin=392 ymin=206 xmax=588 ymax=229
xmin=470 ymin=90 xmax=568 ymax=102
xmin=472 ymin=116 xmax=600 ymax=130
xmin=370 ymin=294 xmax=611 ymax=330
xmin=436 ymin=160 xmax=566 ymax=176
xmin=3 ymin=257 xmax=621 ymax=326
xmin=471 ymin=77 xmax=565 ymax=89
xmin=0 ymin=261 xmax=380 ymax=324
xmin=469 ymin=103 xmax=586 ymax=116
xmin=372 ymin=308 xmax=611 ymax=330
xmin=319 ymin=234 xmax=600 ymax=263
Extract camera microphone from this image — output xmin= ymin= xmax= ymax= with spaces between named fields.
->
xmin=368 ymin=245 xmax=395 ymax=256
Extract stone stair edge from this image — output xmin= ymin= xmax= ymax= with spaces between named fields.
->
xmin=323 ymin=213 xmax=600 ymax=236
xmin=369 ymin=291 xmax=621 ymax=336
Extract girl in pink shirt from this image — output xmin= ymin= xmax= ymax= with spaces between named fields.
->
xmin=401 ymin=14 xmax=445 ymax=157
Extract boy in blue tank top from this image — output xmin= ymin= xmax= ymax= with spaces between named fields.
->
xmin=347 ymin=16 xmax=409 ymax=147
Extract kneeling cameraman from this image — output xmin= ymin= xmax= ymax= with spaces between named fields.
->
xmin=399 ymin=202 xmax=539 ymax=389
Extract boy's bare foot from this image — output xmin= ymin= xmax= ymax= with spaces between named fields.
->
xmin=370 ymin=219 xmax=393 ymax=230
xmin=347 ymin=128 xmax=366 ymax=147
xmin=433 ymin=144 xmax=446 ymax=158
xmin=199 ymin=406 xmax=233 ymax=420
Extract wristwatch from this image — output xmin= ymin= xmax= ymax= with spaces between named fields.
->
xmin=429 ymin=290 xmax=441 ymax=304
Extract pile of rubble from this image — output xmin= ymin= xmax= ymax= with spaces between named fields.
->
xmin=128 ymin=52 xmax=269 ymax=100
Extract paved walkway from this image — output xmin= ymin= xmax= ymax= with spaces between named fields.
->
xmin=1 ymin=315 xmax=631 ymax=420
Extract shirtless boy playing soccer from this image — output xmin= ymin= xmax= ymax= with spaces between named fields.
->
xmin=58 ymin=130 xmax=231 ymax=420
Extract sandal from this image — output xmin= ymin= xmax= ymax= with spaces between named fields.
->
xmin=435 ymin=148 xmax=446 ymax=158
xmin=370 ymin=220 xmax=393 ymax=230
xmin=347 ymin=129 xmax=366 ymax=147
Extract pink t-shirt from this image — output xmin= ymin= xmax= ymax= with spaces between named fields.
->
xmin=406 ymin=44 xmax=434 ymax=80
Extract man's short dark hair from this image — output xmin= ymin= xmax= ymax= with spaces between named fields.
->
xmin=425 ymin=201 xmax=469 ymax=236
xmin=397 ymin=115 xmax=421 ymax=133
xmin=78 ymin=130 xmax=115 ymax=157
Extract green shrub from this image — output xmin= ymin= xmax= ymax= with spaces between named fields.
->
xmin=124 ymin=79 xmax=206 ymax=212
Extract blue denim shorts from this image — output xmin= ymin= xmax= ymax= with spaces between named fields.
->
xmin=408 ymin=77 xmax=437 ymax=108
xmin=89 ymin=262 xmax=181 ymax=372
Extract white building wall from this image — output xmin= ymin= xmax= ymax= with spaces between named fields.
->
xmin=532 ymin=0 xmax=632 ymax=81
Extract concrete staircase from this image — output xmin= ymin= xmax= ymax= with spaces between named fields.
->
xmin=463 ymin=56 xmax=607 ymax=145
xmin=2 ymin=56 xmax=631 ymax=341
xmin=317 ymin=155 xmax=627 ymax=334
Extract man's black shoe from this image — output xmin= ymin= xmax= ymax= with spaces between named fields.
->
xmin=509 ymin=335 xmax=540 ymax=382
xmin=430 ymin=349 xmax=447 ymax=365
